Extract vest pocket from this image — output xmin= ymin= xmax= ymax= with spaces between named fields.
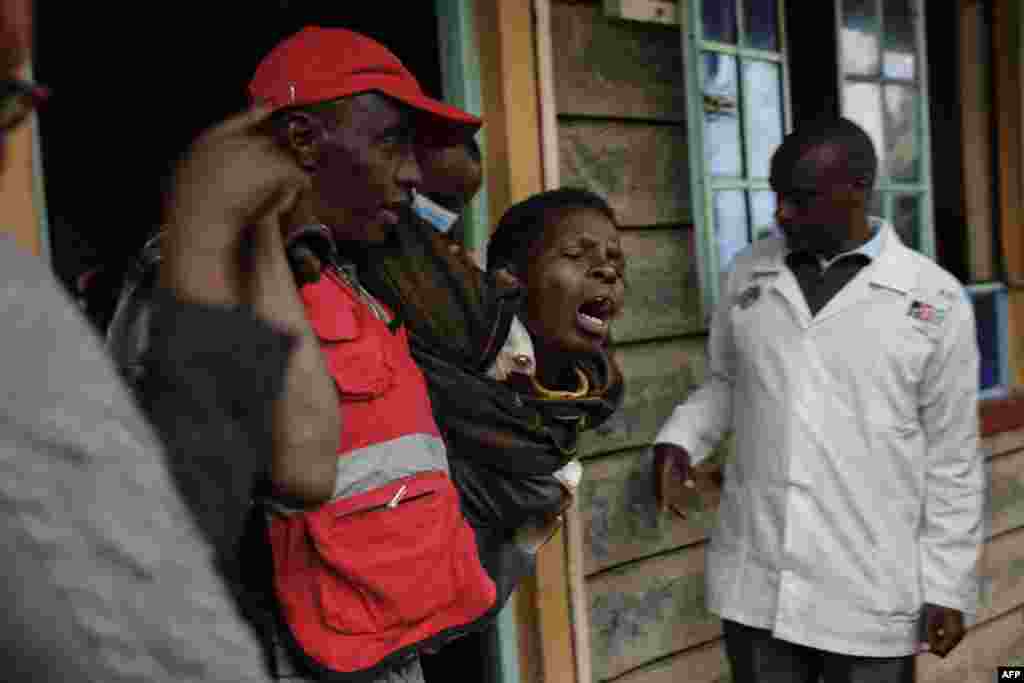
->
xmin=305 ymin=473 xmax=480 ymax=635
xmin=321 ymin=339 xmax=396 ymax=400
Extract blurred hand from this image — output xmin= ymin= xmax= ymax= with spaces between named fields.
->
xmin=922 ymin=604 xmax=965 ymax=657
xmin=161 ymin=104 xmax=311 ymax=306
xmin=653 ymin=443 xmax=692 ymax=519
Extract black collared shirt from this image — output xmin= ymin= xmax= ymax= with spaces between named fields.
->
xmin=785 ymin=250 xmax=872 ymax=316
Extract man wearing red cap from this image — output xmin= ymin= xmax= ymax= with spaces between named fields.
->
xmin=240 ymin=27 xmax=497 ymax=683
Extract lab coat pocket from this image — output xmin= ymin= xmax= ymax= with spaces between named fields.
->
xmin=869 ymin=536 xmax=922 ymax=620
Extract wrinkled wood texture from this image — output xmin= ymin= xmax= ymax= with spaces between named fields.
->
xmin=551 ymin=1 xmax=686 ymax=121
xmin=612 ymin=639 xmax=730 ymax=683
xmin=581 ymin=445 xmax=722 ymax=575
xmin=582 ymin=337 xmax=708 ymax=457
xmin=580 ymin=427 xmax=1024 ymax=680
xmin=559 ymin=120 xmax=691 ymax=228
xmin=587 ymin=545 xmax=720 ymax=681
xmin=612 ymin=229 xmax=704 ymax=343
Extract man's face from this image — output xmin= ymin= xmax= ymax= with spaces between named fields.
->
xmin=417 ymin=143 xmax=482 ymax=213
xmin=310 ymin=92 xmax=422 ymax=245
xmin=524 ymin=208 xmax=625 ymax=360
xmin=770 ymin=143 xmax=865 ymax=258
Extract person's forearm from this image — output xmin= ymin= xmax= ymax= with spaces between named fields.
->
xmin=159 ymin=220 xmax=242 ymax=308
xmin=248 ymin=218 xmax=340 ymax=508
xmin=140 ymin=289 xmax=296 ymax=576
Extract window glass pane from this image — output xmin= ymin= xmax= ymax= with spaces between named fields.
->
xmin=703 ymin=0 xmax=738 ymax=44
xmin=714 ymin=190 xmax=750 ymax=270
xmin=750 ymin=190 xmax=778 ymax=241
xmin=884 ymin=84 xmax=920 ymax=182
xmin=883 ymin=0 xmax=918 ymax=80
xmin=843 ymin=82 xmax=886 ymax=180
xmin=744 ymin=60 xmax=784 ymax=179
xmin=892 ymin=193 xmax=920 ymax=250
xmin=972 ymin=289 xmax=1003 ymax=391
xmin=703 ymin=53 xmax=743 ymax=177
xmin=744 ymin=0 xmax=779 ymax=51
xmin=840 ymin=0 xmax=880 ymax=76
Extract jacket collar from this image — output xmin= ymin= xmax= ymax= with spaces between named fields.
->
xmin=750 ymin=219 xmax=917 ymax=295
xmin=747 ymin=220 xmax=920 ymax=325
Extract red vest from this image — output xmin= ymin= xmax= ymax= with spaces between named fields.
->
xmin=266 ymin=267 xmax=495 ymax=678
xmin=301 ymin=268 xmax=441 ymax=453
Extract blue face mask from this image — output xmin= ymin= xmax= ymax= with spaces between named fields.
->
xmin=412 ymin=191 xmax=460 ymax=233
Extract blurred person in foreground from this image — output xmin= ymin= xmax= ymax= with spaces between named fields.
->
xmin=0 ymin=0 xmax=341 ymax=679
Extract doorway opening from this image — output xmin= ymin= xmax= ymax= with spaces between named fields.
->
xmin=35 ymin=4 xmax=443 ymax=292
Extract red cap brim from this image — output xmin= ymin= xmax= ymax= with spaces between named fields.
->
xmin=383 ymin=88 xmax=482 ymax=147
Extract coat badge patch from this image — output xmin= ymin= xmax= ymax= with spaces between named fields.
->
xmin=907 ymin=300 xmax=946 ymax=324
xmin=735 ymin=285 xmax=761 ymax=310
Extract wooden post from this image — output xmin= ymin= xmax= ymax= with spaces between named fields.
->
xmin=994 ymin=0 xmax=1023 ymax=286
xmin=475 ymin=0 xmax=544 ymax=226
xmin=993 ymin=0 xmax=1024 ymax=384
xmin=959 ymin=0 xmax=996 ymax=283
xmin=534 ymin=2 xmax=595 ymax=683
xmin=475 ymin=2 xmax=574 ymax=682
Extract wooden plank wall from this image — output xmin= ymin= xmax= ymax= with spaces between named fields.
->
xmin=551 ymin=2 xmax=1024 ymax=681
xmin=549 ymin=2 xmax=717 ymax=681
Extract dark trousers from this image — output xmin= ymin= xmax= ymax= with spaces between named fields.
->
xmin=723 ymin=620 xmax=915 ymax=683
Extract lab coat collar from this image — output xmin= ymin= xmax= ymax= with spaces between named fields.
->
xmin=747 ymin=220 xmax=918 ymax=324
xmin=751 ymin=219 xmax=915 ymax=292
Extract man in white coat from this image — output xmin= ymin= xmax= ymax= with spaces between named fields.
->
xmin=654 ymin=118 xmax=984 ymax=682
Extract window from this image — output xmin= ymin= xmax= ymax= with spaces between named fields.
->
xmin=836 ymin=0 xmax=934 ymax=256
xmin=682 ymin=0 xmax=791 ymax=313
xmin=684 ymin=1 xmax=1009 ymax=394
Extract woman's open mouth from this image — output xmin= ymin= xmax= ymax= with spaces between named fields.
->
xmin=576 ymin=296 xmax=616 ymax=337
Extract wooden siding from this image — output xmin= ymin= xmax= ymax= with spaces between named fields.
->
xmin=580 ymin=336 xmax=707 ymax=457
xmin=548 ymin=1 xmax=712 ymax=681
xmin=587 ymin=544 xmax=719 ymax=680
xmin=581 ymin=429 xmax=1024 ymax=682
xmin=551 ymin=1 xmax=686 ymax=121
xmin=611 ymin=229 xmax=704 ymax=343
xmin=559 ymin=120 xmax=691 ymax=228
xmin=551 ymin=3 xmax=1024 ymax=682
xmin=960 ymin=0 xmax=997 ymax=282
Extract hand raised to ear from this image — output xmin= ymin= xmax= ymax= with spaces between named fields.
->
xmin=161 ymin=104 xmax=311 ymax=307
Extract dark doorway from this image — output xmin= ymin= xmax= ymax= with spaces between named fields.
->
xmin=34 ymin=3 xmax=443 ymax=292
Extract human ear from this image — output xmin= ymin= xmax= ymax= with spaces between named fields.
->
xmin=283 ymin=112 xmax=325 ymax=171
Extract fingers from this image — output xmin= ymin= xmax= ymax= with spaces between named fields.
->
xmin=203 ymin=102 xmax=276 ymax=140
xmin=653 ymin=447 xmax=689 ymax=519
xmin=493 ymin=266 xmax=522 ymax=291
xmin=926 ymin=606 xmax=965 ymax=658
xmin=251 ymin=183 xmax=306 ymax=254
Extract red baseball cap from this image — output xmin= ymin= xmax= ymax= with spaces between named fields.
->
xmin=248 ymin=26 xmax=481 ymax=144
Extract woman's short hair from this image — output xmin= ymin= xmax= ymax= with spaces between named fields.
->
xmin=487 ymin=187 xmax=616 ymax=276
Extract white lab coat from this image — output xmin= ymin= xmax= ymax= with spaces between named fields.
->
xmin=655 ymin=221 xmax=985 ymax=656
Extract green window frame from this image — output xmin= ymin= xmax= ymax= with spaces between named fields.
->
xmin=435 ymin=0 xmax=489 ymax=253
xmin=681 ymin=0 xmax=792 ymax=315
xmin=835 ymin=0 xmax=935 ymax=258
